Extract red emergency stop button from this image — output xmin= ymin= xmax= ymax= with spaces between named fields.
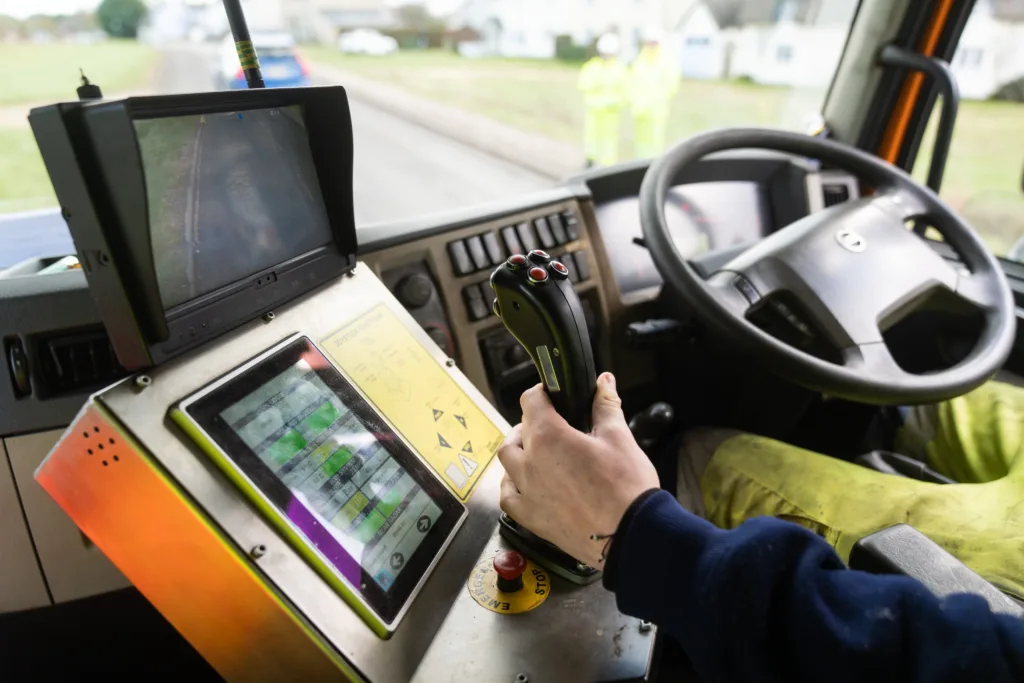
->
xmin=528 ymin=266 xmax=548 ymax=284
xmin=493 ymin=550 xmax=527 ymax=593
xmin=528 ymin=250 xmax=551 ymax=264
xmin=507 ymin=254 xmax=528 ymax=270
xmin=550 ymin=261 xmax=569 ymax=280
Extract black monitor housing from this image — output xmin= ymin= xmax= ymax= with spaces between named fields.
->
xmin=29 ymin=87 xmax=357 ymax=370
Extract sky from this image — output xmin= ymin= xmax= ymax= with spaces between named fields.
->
xmin=0 ymin=0 xmax=463 ymax=21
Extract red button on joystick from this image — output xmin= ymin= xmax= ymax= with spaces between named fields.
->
xmin=528 ymin=266 xmax=548 ymax=283
xmin=550 ymin=261 xmax=569 ymax=279
xmin=493 ymin=550 xmax=527 ymax=593
xmin=507 ymin=254 xmax=528 ymax=270
xmin=528 ymin=250 xmax=551 ymax=264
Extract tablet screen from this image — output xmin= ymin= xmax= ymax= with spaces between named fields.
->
xmin=181 ymin=336 xmax=464 ymax=625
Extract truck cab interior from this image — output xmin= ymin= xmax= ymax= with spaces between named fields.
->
xmin=1 ymin=0 xmax=1022 ymax=681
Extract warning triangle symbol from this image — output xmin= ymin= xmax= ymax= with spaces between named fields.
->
xmin=438 ymin=433 xmax=452 ymax=448
xmin=454 ymin=414 xmax=467 ymax=429
xmin=461 ymin=440 xmax=473 ymax=454
xmin=459 ymin=453 xmax=478 ymax=477
xmin=433 ymin=409 xmax=444 ymax=421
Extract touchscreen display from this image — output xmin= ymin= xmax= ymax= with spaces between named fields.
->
xmin=180 ymin=337 xmax=463 ymax=625
xmin=135 ymin=106 xmax=333 ymax=310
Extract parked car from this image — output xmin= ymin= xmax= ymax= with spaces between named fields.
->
xmin=336 ymin=29 xmax=398 ymax=56
xmin=217 ymin=31 xmax=311 ymax=89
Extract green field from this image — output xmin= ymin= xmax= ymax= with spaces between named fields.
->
xmin=307 ymin=48 xmax=1024 ymax=258
xmin=0 ymin=40 xmax=160 ymax=214
xmin=0 ymin=40 xmax=158 ymax=105
xmin=0 ymin=129 xmax=55 ymax=214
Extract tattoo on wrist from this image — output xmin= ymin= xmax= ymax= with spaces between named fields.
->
xmin=590 ymin=532 xmax=614 ymax=565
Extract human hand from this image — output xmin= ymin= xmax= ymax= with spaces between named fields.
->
xmin=497 ymin=372 xmax=660 ymax=568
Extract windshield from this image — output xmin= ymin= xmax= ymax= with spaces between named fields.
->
xmin=0 ymin=0 xmax=859 ymax=267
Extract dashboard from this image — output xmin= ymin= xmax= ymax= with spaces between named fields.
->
xmin=594 ymin=181 xmax=771 ymax=298
xmin=356 ymin=153 xmax=860 ymax=424
xmin=0 ymin=152 xmax=860 ymax=435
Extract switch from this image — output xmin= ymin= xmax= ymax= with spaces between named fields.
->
xmin=462 ymin=284 xmax=489 ymax=321
xmin=515 ymin=222 xmax=538 ymax=252
xmin=550 ymin=261 xmax=569 ymax=280
xmin=548 ymin=214 xmax=567 ymax=244
xmin=447 ymin=240 xmax=474 ymax=276
xmin=501 ymin=226 xmax=524 ymax=255
xmin=562 ymin=210 xmax=580 ymax=242
xmin=493 ymin=550 xmax=527 ymax=593
xmin=482 ymin=232 xmax=504 ymax=265
xmin=534 ymin=217 xmax=555 ymax=249
xmin=395 ymin=273 xmax=433 ymax=309
xmin=571 ymin=251 xmax=590 ymax=281
xmin=466 ymin=235 xmax=490 ymax=271
xmin=567 ymin=260 xmax=581 ymax=284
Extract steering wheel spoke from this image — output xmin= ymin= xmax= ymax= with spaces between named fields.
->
xmin=843 ymin=342 xmax=909 ymax=381
xmin=873 ymin=185 xmax=930 ymax=224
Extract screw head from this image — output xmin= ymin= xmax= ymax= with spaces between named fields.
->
xmin=262 ymin=311 xmax=276 ymax=323
xmin=446 ymin=358 xmax=456 ymax=367
xmin=250 ymin=544 xmax=267 ymax=559
xmin=639 ymin=620 xmax=653 ymax=633
xmin=134 ymin=375 xmax=152 ymax=389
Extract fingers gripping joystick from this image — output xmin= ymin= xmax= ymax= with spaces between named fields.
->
xmin=490 ymin=252 xmax=600 ymax=584
xmin=490 ymin=252 xmax=597 ymax=432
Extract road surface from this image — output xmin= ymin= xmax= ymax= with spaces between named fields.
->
xmin=0 ymin=45 xmax=551 ymax=270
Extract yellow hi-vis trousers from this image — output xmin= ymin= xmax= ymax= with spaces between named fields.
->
xmin=584 ymin=107 xmax=621 ymax=167
xmin=632 ymin=107 xmax=670 ymax=159
xmin=683 ymin=381 xmax=1024 ymax=598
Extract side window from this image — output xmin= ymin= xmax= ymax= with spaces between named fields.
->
xmin=912 ymin=3 xmax=1024 ymax=263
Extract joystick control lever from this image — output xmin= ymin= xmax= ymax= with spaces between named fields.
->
xmin=490 ymin=251 xmax=600 ymax=584
xmin=490 ymin=251 xmax=597 ymax=431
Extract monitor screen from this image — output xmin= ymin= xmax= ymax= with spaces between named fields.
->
xmin=135 ymin=106 xmax=333 ymax=310
xmin=180 ymin=337 xmax=464 ymax=626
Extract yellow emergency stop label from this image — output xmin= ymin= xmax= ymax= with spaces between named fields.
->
xmin=467 ymin=555 xmax=550 ymax=614
xmin=321 ymin=305 xmax=504 ymax=501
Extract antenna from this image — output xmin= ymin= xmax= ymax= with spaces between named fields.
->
xmin=222 ymin=0 xmax=266 ymax=89
xmin=76 ymin=68 xmax=103 ymax=100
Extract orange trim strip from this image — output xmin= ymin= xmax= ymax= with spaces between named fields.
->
xmin=877 ymin=0 xmax=955 ymax=163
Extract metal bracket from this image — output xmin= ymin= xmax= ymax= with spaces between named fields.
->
xmin=877 ymin=45 xmax=960 ymax=199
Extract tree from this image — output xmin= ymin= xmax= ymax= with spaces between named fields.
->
xmin=96 ymin=0 xmax=147 ymax=39
xmin=395 ymin=4 xmax=444 ymax=31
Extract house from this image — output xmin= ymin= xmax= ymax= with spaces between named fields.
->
xmin=720 ymin=0 xmax=860 ymax=88
xmin=193 ymin=0 xmax=395 ymax=44
xmin=950 ymin=0 xmax=1024 ymax=100
xmin=449 ymin=0 xmax=568 ymax=59
xmin=450 ymin=0 xmax=722 ymax=67
xmin=670 ymin=2 xmax=725 ymax=79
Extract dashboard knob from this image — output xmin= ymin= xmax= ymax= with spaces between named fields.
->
xmin=424 ymin=325 xmax=453 ymax=357
xmin=396 ymin=274 xmax=433 ymax=309
xmin=504 ymin=341 xmax=530 ymax=368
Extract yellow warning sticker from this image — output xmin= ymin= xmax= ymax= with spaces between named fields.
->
xmin=320 ymin=305 xmax=504 ymax=500
xmin=467 ymin=555 xmax=550 ymax=614
xmin=234 ymin=40 xmax=260 ymax=70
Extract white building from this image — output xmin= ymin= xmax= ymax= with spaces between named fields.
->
xmin=951 ymin=0 xmax=1024 ymax=100
xmin=721 ymin=0 xmax=859 ymax=88
xmin=450 ymin=0 xmax=567 ymax=58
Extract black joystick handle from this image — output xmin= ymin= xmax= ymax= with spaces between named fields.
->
xmin=490 ymin=251 xmax=597 ymax=432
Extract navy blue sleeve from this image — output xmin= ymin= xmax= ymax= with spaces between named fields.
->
xmin=603 ymin=490 xmax=1024 ymax=683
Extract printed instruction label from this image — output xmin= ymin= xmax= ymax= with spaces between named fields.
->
xmin=321 ymin=305 xmax=503 ymax=500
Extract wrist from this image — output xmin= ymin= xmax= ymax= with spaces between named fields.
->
xmin=600 ymin=488 xmax=661 ymax=585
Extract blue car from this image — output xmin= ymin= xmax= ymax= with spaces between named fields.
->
xmin=218 ymin=31 xmax=311 ymax=89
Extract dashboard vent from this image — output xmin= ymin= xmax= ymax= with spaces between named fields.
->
xmin=33 ymin=328 xmax=126 ymax=398
xmin=823 ymin=183 xmax=851 ymax=207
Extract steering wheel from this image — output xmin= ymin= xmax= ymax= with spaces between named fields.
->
xmin=640 ymin=128 xmax=1016 ymax=405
